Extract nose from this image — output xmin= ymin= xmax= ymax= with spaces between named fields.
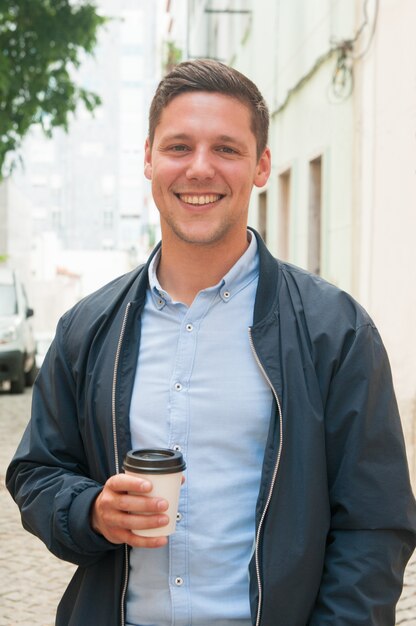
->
xmin=185 ymin=147 xmax=215 ymax=180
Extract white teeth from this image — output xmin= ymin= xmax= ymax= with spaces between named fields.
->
xmin=179 ymin=194 xmax=221 ymax=205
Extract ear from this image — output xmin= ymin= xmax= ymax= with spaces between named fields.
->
xmin=144 ymin=138 xmax=152 ymax=180
xmin=254 ymin=147 xmax=271 ymax=188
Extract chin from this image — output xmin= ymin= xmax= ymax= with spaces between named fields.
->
xmin=173 ymin=225 xmax=229 ymax=246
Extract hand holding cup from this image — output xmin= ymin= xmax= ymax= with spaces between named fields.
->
xmin=91 ymin=448 xmax=186 ymax=548
xmin=123 ymin=448 xmax=186 ymax=537
xmin=90 ymin=472 xmax=171 ymax=548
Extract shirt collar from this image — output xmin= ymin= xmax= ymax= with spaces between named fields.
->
xmin=148 ymin=231 xmax=259 ymax=308
xmin=148 ymin=253 xmax=169 ymax=309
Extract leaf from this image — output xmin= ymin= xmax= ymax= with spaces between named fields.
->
xmin=0 ymin=0 xmax=108 ymax=179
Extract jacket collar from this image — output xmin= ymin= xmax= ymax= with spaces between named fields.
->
xmin=249 ymin=227 xmax=281 ymax=326
xmin=137 ymin=228 xmax=280 ymax=325
xmin=132 ymin=242 xmax=162 ymax=304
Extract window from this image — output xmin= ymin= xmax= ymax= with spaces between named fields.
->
xmin=308 ymin=156 xmax=322 ymax=275
xmin=103 ymin=211 xmax=114 ymax=227
xmin=51 ymin=210 xmax=62 ymax=229
xmin=258 ymin=191 xmax=268 ymax=243
xmin=0 ymin=284 xmax=17 ymax=315
xmin=278 ymin=169 xmax=291 ymax=260
xmin=102 ymin=176 xmax=115 ymax=196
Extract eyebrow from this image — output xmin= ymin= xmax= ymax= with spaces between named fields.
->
xmin=161 ymin=133 xmax=191 ymax=142
xmin=160 ymin=132 xmax=247 ymax=148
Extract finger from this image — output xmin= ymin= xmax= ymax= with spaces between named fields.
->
xmin=118 ymin=494 xmax=169 ymax=514
xmin=96 ymin=508 xmax=169 ymax=540
xmin=127 ymin=533 xmax=169 ymax=549
xmin=107 ymin=473 xmax=152 ymax=494
xmin=127 ymin=512 xmax=170 ymax=532
xmin=102 ymin=527 xmax=169 ymax=549
xmin=105 ymin=508 xmax=169 ymax=531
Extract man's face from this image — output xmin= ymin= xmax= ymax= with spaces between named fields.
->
xmin=144 ymin=91 xmax=271 ymax=249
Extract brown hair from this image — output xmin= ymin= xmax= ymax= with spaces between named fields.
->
xmin=148 ymin=59 xmax=269 ymax=160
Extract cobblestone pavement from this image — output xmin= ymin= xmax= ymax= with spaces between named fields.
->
xmin=1 ymin=388 xmax=416 ymax=625
xmin=0 ymin=387 xmax=76 ymax=626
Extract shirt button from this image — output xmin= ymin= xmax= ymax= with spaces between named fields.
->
xmin=176 ymin=512 xmax=182 ymax=522
xmin=174 ymin=382 xmax=182 ymax=391
xmin=223 ymin=290 xmax=230 ymax=299
xmin=185 ymin=323 xmax=193 ymax=332
xmin=172 ymin=444 xmax=182 ymax=452
xmin=174 ymin=577 xmax=184 ymax=586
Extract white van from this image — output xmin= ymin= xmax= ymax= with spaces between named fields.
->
xmin=0 ymin=268 xmax=37 ymax=393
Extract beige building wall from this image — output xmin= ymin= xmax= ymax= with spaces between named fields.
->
xmin=201 ymin=0 xmax=357 ymax=291
xmin=353 ymin=0 xmax=416 ymax=483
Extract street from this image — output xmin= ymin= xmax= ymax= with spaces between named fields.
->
xmin=1 ymin=388 xmax=416 ymax=625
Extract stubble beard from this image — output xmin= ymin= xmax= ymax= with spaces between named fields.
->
xmin=162 ymin=212 xmax=239 ymax=248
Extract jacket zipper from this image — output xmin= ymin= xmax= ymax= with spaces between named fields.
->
xmin=111 ymin=302 xmax=132 ymax=626
xmin=248 ymin=327 xmax=284 ymax=626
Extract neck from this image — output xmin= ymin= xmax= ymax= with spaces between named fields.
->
xmin=157 ymin=232 xmax=250 ymax=306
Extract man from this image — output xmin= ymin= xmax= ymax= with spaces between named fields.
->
xmin=7 ymin=59 xmax=416 ymax=625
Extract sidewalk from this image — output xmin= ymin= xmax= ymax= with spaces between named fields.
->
xmin=1 ymin=387 xmax=415 ymax=625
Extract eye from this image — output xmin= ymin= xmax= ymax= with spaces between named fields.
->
xmin=169 ymin=144 xmax=190 ymax=152
xmin=217 ymin=146 xmax=238 ymax=155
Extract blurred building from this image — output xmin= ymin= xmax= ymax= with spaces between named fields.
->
xmin=1 ymin=0 xmax=166 ymax=333
xmin=0 ymin=179 xmax=33 ymax=287
xmin=170 ymin=0 xmax=416 ymax=482
xmin=21 ymin=0 xmax=164 ymax=256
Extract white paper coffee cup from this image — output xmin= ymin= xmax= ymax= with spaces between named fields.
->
xmin=123 ymin=448 xmax=186 ymax=537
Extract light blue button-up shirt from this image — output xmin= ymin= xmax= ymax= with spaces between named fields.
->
xmin=126 ymin=234 xmax=273 ymax=626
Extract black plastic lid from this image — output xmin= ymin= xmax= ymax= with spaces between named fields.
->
xmin=123 ymin=448 xmax=186 ymax=474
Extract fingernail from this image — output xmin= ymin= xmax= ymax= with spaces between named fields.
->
xmin=140 ymin=480 xmax=151 ymax=491
xmin=157 ymin=499 xmax=168 ymax=511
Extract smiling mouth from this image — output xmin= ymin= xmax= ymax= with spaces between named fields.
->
xmin=175 ymin=193 xmax=224 ymax=206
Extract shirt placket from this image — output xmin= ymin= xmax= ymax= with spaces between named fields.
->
xmin=167 ymin=292 xmax=218 ymax=625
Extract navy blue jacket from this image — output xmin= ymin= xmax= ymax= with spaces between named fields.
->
xmin=7 ymin=230 xmax=416 ymax=625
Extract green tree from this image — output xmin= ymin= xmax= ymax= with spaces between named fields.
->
xmin=163 ymin=40 xmax=182 ymax=75
xmin=0 ymin=0 xmax=107 ymax=179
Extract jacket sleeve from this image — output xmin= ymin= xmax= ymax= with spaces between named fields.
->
xmin=6 ymin=315 xmax=120 ymax=567
xmin=309 ymin=322 xmax=416 ymax=625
